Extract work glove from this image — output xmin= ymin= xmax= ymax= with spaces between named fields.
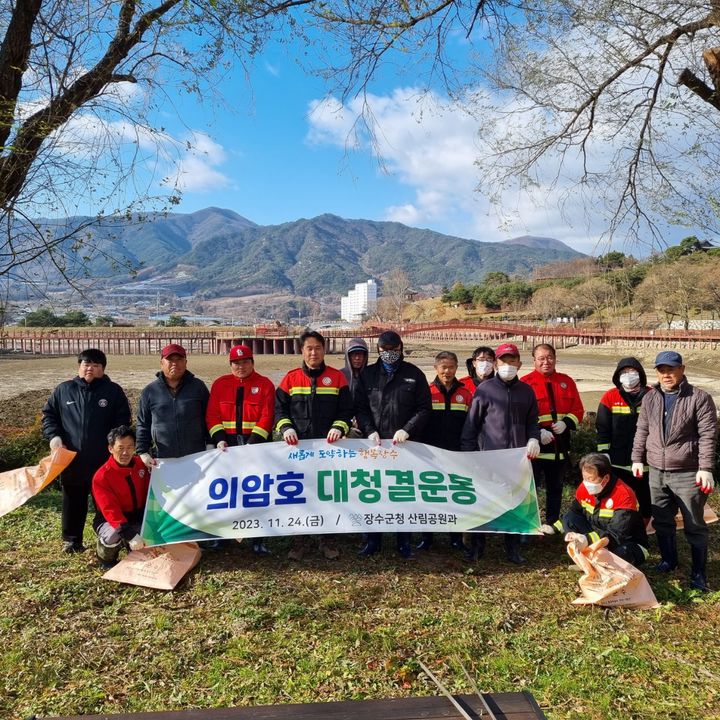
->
xmin=49 ymin=436 xmax=64 ymax=451
xmin=526 ymin=438 xmax=540 ymax=459
xmin=551 ymin=420 xmax=567 ymax=435
xmin=216 ymin=440 xmax=229 ymax=451
xmin=139 ymin=453 xmax=157 ymax=469
xmin=326 ymin=428 xmax=343 ymax=443
xmin=392 ymin=429 xmax=410 ymax=445
xmin=368 ymin=431 xmax=381 ymax=446
xmin=695 ymin=470 xmax=715 ymax=494
xmin=540 ymin=429 xmax=554 ymax=445
xmin=283 ymin=428 xmax=298 ymax=446
xmin=565 ymin=532 xmax=588 ymax=550
xmin=631 ymin=462 xmax=644 ymax=478
xmin=128 ymin=534 xmax=145 ymax=551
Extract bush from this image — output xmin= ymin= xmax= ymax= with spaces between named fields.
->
xmin=0 ymin=426 xmax=46 ymax=472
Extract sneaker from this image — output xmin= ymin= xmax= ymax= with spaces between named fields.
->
xmin=252 ymin=541 xmax=271 ymax=556
xmin=62 ymin=541 xmax=86 ymax=554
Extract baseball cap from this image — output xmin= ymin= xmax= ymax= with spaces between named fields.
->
xmin=229 ymin=344 xmax=254 ymax=362
xmin=161 ymin=343 xmax=186 ymax=359
xmin=496 ymin=342 xmax=520 ymax=358
xmin=654 ymin=350 xmax=683 ymax=368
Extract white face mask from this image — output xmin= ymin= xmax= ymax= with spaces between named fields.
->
xmin=474 ymin=360 xmax=494 ymax=377
xmin=619 ymin=371 xmax=640 ymax=389
xmin=497 ymin=364 xmax=518 ymax=381
xmin=583 ymin=480 xmax=605 ymax=495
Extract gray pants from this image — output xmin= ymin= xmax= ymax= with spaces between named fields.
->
xmin=649 ymin=468 xmax=708 ymax=548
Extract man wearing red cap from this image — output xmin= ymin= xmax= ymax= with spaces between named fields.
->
xmin=136 ymin=343 xmax=210 ymax=464
xmin=461 ymin=342 xmax=540 ymax=564
xmin=521 ymin=343 xmax=584 ymax=535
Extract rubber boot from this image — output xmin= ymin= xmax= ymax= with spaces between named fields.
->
xmin=690 ymin=544 xmax=709 ymax=591
xmin=655 ymin=533 xmax=679 ymax=572
xmin=96 ymin=536 xmax=121 ymax=569
xmin=463 ymin=534 xmax=486 ymax=561
xmin=358 ymin=533 xmax=381 ymax=557
xmin=416 ymin=532 xmax=433 ymax=551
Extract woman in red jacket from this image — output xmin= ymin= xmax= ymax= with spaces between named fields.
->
xmin=91 ymin=426 xmax=150 ymax=568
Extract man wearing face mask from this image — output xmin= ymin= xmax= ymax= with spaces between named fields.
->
xmin=460 ymin=343 xmax=541 ymax=564
xmin=631 ymin=350 xmax=717 ymax=591
xmin=522 ymin=343 xmax=584 ymax=536
xmin=460 ymin=346 xmax=496 ymax=394
xmin=353 ymin=330 xmax=432 ymax=558
xmin=563 ymin=453 xmax=648 ymax=567
xmin=596 ymin=358 xmax=652 ymax=523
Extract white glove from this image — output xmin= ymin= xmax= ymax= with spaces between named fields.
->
xmin=216 ymin=440 xmax=229 ymax=451
xmin=565 ymin=532 xmax=588 ymax=550
xmin=139 ymin=453 xmax=157 ymax=469
xmin=540 ymin=429 xmax=554 ymax=445
xmin=631 ymin=462 xmax=644 ymax=478
xmin=526 ymin=438 xmax=540 ymax=459
xmin=696 ymin=470 xmax=715 ymax=494
xmin=283 ymin=428 xmax=298 ymax=446
xmin=368 ymin=431 xmax=381 ymax=446
xmin=392 ymin=429 xmax=410 ymax=445
xmin=326 ymin=428 xmax=343 ymax=443
xmin=128 ymin=534 xmax=145 ymax=551
xmin=551 ymin=420 xmax=567 ymax=434
xmin=49 ymin=436 xmax=64 ymax=451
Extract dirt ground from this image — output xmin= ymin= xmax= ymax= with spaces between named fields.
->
xmin=3 ymin=340 xmax=720 ymax=431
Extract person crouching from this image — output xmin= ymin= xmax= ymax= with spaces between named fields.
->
xmin=91 ymin=426 xmax=150 ymax=568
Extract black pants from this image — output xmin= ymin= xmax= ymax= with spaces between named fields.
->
xmin=614 ymin=467 xmax=652 ymax=521
xmin=531 ymin=459 xmax=566 ymax=525
xmin=61 ymin=480 xmax=93 ymax=545
xmin=563 ymin=507 xmax=646 ymax=567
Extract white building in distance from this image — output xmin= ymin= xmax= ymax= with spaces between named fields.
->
xmin=341 ymin=279 xmax=377 ymax=324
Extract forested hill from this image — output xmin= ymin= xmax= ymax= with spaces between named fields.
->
xmin=35 ymin=209 xmax=584 ymax=296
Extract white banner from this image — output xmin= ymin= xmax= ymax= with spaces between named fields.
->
xmin=141 ymin=440 xmax=541 ymax=546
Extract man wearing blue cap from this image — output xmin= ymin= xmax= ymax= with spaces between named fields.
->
xmin=631 ymin=350 xmax=717 ymax=591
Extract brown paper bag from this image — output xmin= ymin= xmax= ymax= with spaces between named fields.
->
xmin=567 ymin=537 xmax=660 ymax=609
xmin=102 ymin=542 xmax=201 ymax=590
xmin=0 ymin=448 xmax=76 ymax=517
xmin=645 ymin=505 xmax=718 ymax=534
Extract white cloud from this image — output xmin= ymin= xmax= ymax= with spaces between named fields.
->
xmin=166 ymin=132 xmax=233 ymax=193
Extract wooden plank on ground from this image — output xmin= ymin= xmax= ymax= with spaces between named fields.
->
xmin=37 ymin=691 xmax=547 ymax=720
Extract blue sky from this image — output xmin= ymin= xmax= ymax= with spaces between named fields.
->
xmin=64 ymin=19 xmax=700 ymax=258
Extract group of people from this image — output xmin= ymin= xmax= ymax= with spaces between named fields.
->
xmin=41 ymin=334 xmax=716 ymax=590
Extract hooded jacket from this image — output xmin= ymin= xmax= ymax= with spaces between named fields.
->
xmin=136 ymin=370 xmax=210 ymax=458
xmin=631 ymin=377 xmax=717 ymax=472
xmin=341 ymin=337 xmax=369 ymax=395
xmin=596 ymin=357 xmax=650 ymax=469
xmin=42 ymin=374 xmax=131 ymax=486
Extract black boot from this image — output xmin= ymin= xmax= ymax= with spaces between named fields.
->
xmin=416 ymin=533 xmax=433 ymax=551
xmin=505 ymin=535 xmax=526 ymax=565
xmin=463 ymin=534 xmax=486 ymax=561
xmin=396 ymin=532 xmax=413 ymax=559
xmin=690 ymin=545 xmax=709 ymax=591
xmin=358 ymin=534 xmax=381 ymax=557
xmin=655 ymin=533 xmax=679 ymax=572
xmin=449 ymin=532 xmax=464 ymax=550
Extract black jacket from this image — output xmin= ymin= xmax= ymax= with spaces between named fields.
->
xmin=596 ymin=357 xmax=649 ymax=469
xmin=460 ymin=375 xmax=540 ymax=451
xmin=136 ymin=370 xmax=210 ymax=458
xmin=42 ymin=374 xmax=131 ymax=486
xmin=354 ymin=359 xmax=432 ymax=440
xmin=422 ymin=377 xmax=473 ymax=451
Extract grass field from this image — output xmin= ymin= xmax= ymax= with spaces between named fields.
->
xmin=1 ymin=486 xmax=719 ymax=720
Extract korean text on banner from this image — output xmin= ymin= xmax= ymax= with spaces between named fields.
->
xmin=141 ymin=440 xmax=541 ymax=546
xmin=0 ymin=448 xmax=76 ymax=517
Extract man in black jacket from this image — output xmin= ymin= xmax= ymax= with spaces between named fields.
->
xmin=42 ymin=348 xmax=131 ymax=554
xmin=136 ymin=343 xmax=210 ymax=463
xmin=354 ymin=330 xmax=432 ymax=558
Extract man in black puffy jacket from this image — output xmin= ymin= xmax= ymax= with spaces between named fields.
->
xmin=42 ymin=348 xmax=131 ymax=554
xmin=354 ymin=330 xmax=432 ymax=558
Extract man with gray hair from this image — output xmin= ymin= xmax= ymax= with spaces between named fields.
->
xmin=631 ymin=350 xmax=717 ymax=591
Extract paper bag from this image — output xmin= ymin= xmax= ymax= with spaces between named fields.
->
xmin=567 ymin=537 xmax=660 ymax=609
xmin=102 ymin=542 xmax=201 ymax=590
xmin=646 ymin=505 xmax=718 ymax=534
xmin=0 ymin=448 xmax=76 ymax=517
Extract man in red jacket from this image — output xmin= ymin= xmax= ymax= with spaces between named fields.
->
xmin=91 ymin=426 xmax=150 ymax=569
xmin=521 ymin=343 xmax=584 ymax=535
